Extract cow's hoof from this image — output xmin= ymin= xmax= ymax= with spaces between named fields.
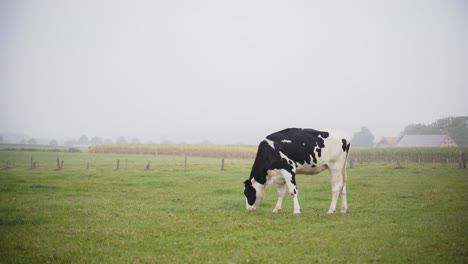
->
xmin=293 ymin=210 xmax=301 ymax=214
xmin=327 ymin=210 xmax=335 ymax=214
xmin=340 ymin=209 xmax=347 ymax=214
xmin=273 ymin=208 xmax=281 ymax=213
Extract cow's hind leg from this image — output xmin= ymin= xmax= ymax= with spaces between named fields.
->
xmin=273 ymin=183 xmax=286 ymax=213
xmin=340 ymin=182 xmax=348 ymax=213
xmin=327 ymin=165 xmax=345 ymax=214
xmin=340 ymin=161 xmax=348 ymax=213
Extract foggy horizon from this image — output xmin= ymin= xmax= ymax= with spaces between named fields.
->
xmin=1 ymin=1 xmax=467 ymax=145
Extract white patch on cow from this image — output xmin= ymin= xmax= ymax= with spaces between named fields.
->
xmin=279 ymin=151 xmax=294 ymax=166
xmin=281 ymin=139 xmax=292 ymax=143
xmin=265 ymin=139 xmax=275 ymax=149
xmin=266 ymin=169 xmax=287 ymax=185
xmin=295 ymin=157 xmax=327 ymax=175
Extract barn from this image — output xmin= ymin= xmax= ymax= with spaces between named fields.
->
xmin=396 ymin=135 xmax=458 ymax=147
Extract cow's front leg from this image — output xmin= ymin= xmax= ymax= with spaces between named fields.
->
xmin=273 ymin=183 xmax=286 ymax=213
xmin=281 ymin=170 xmax=300 ymax=214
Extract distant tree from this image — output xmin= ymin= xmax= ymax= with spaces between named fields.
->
xmin=401 ymin=123 xmax=441 ymax=135
xmin=64 ymin=139 xmax=76 ymax=146
xmin=50 ymin=139 xmax=58 ymax=146
xmin=78 ymin=135 xmax=89 ymax=145
xmin=131 ymin=138 xmax=141 ymax=144
xmin=20 ymin=139 xmax=27 ymax=144
xmin=27 ymin=138 xmax=37 ymax=145
xmin=116 ymin=136 xmax=127 ymax=144
xmin=90 ymin=136 xmax=103 ymax=145
xmin=0 ymin=135 xmax=3 ymax=144
xmin=352 ymin=126 xmax=375 ymax=148
xmin=200 ymin=140 xmax=213 ymax=145
xmin=104 ymin=138 xmax=114 ymax=144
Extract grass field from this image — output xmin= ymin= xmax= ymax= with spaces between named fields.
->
xmin=0 ymin=150 xmax=467 ymax=263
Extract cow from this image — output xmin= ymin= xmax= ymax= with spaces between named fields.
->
xmin=243 ymin=128 xmax=351 ymax=214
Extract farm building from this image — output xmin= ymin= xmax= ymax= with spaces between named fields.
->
xmin=397 ymin=135 xmax=458 ymax=147
xmin=376 ymin=137 xmax=400 ymax=148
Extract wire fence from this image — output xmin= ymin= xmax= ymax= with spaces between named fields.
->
xmin=350 ymin=147 xmax=467 ymax=168
xmin=1 ymin=146 xmax=467 ymax=172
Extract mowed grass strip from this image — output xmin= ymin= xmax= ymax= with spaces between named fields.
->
xmin=0 ymin=151 xmax=467 ymax=263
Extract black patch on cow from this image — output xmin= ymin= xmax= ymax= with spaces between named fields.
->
xmin=290 ymin=176 xmax=296 ymax=185
xmin=316 ymin=147 xmax=322 ymax=158
xmin=243 ymin=180 xmax=256 ymax=206
xmin=341 ymin=139 xmax=348 ymax=152
xmin=247 ymin=128 xmax=329 ymax=186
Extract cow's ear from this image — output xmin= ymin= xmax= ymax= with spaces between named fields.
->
xmin=244 ymin=180 xmax=252 ymax=187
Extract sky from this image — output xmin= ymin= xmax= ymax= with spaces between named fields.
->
xmin=1 ymin=0 xmax=467 ymax=144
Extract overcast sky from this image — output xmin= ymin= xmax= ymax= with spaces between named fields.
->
xmin=1 ymin=0 xmax=467 ymax=144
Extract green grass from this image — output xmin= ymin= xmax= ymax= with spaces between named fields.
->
xmin=0 ymin=151 xmax=467 ymax=263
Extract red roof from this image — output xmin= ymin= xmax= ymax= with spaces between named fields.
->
xmin=380 ymin=137 xmax=399 ymax=145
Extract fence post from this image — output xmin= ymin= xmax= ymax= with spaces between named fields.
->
xmin=6 ymin=160 xmax=10 ymax=169
xmin=221 ymin=158 xmax=225 ymax=171
xmin=146 ymin=161 xmax=151 ymax=171
xmin=460 ymin=152 xmax=466 ymax=169
xmin=56 ymin=157 xmax=63 ymax=170
xmin=184 ymin=156 xmax=187 ymax=172
xmin=116 ymin=159 xmax=120 ymax=170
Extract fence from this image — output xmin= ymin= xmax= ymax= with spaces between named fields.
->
xmin=1 ymin=153 xmax=230 ymax=172
xmin=350 ymin=147 xmax=467 ymax=168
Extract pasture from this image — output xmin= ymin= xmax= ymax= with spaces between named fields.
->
xmin=0 ymin=150 xmax=467 ymax=263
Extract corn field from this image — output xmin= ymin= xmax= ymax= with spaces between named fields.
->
xmin=89 ymin=144 xmax=258 ymax=159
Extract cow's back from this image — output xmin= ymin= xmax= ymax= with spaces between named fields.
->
xmin=265 ymin=128 xmax=350 ymax=174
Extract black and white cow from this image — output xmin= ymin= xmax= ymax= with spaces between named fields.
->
xmin=243 ymin=128 xmax=351 ymax=214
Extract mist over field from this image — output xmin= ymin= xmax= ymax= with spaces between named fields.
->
xmin=1 ymin=0 xmax=467 ymax=144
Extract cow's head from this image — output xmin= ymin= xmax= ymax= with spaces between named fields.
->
xmin=243 ymin=179 xmax=265 ymax=211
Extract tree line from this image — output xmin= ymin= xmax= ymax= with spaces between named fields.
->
xmin=18 ymin=136 xmax=144 ymax=147
xmin=12 ymin=136 xmax=212 ymax=147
